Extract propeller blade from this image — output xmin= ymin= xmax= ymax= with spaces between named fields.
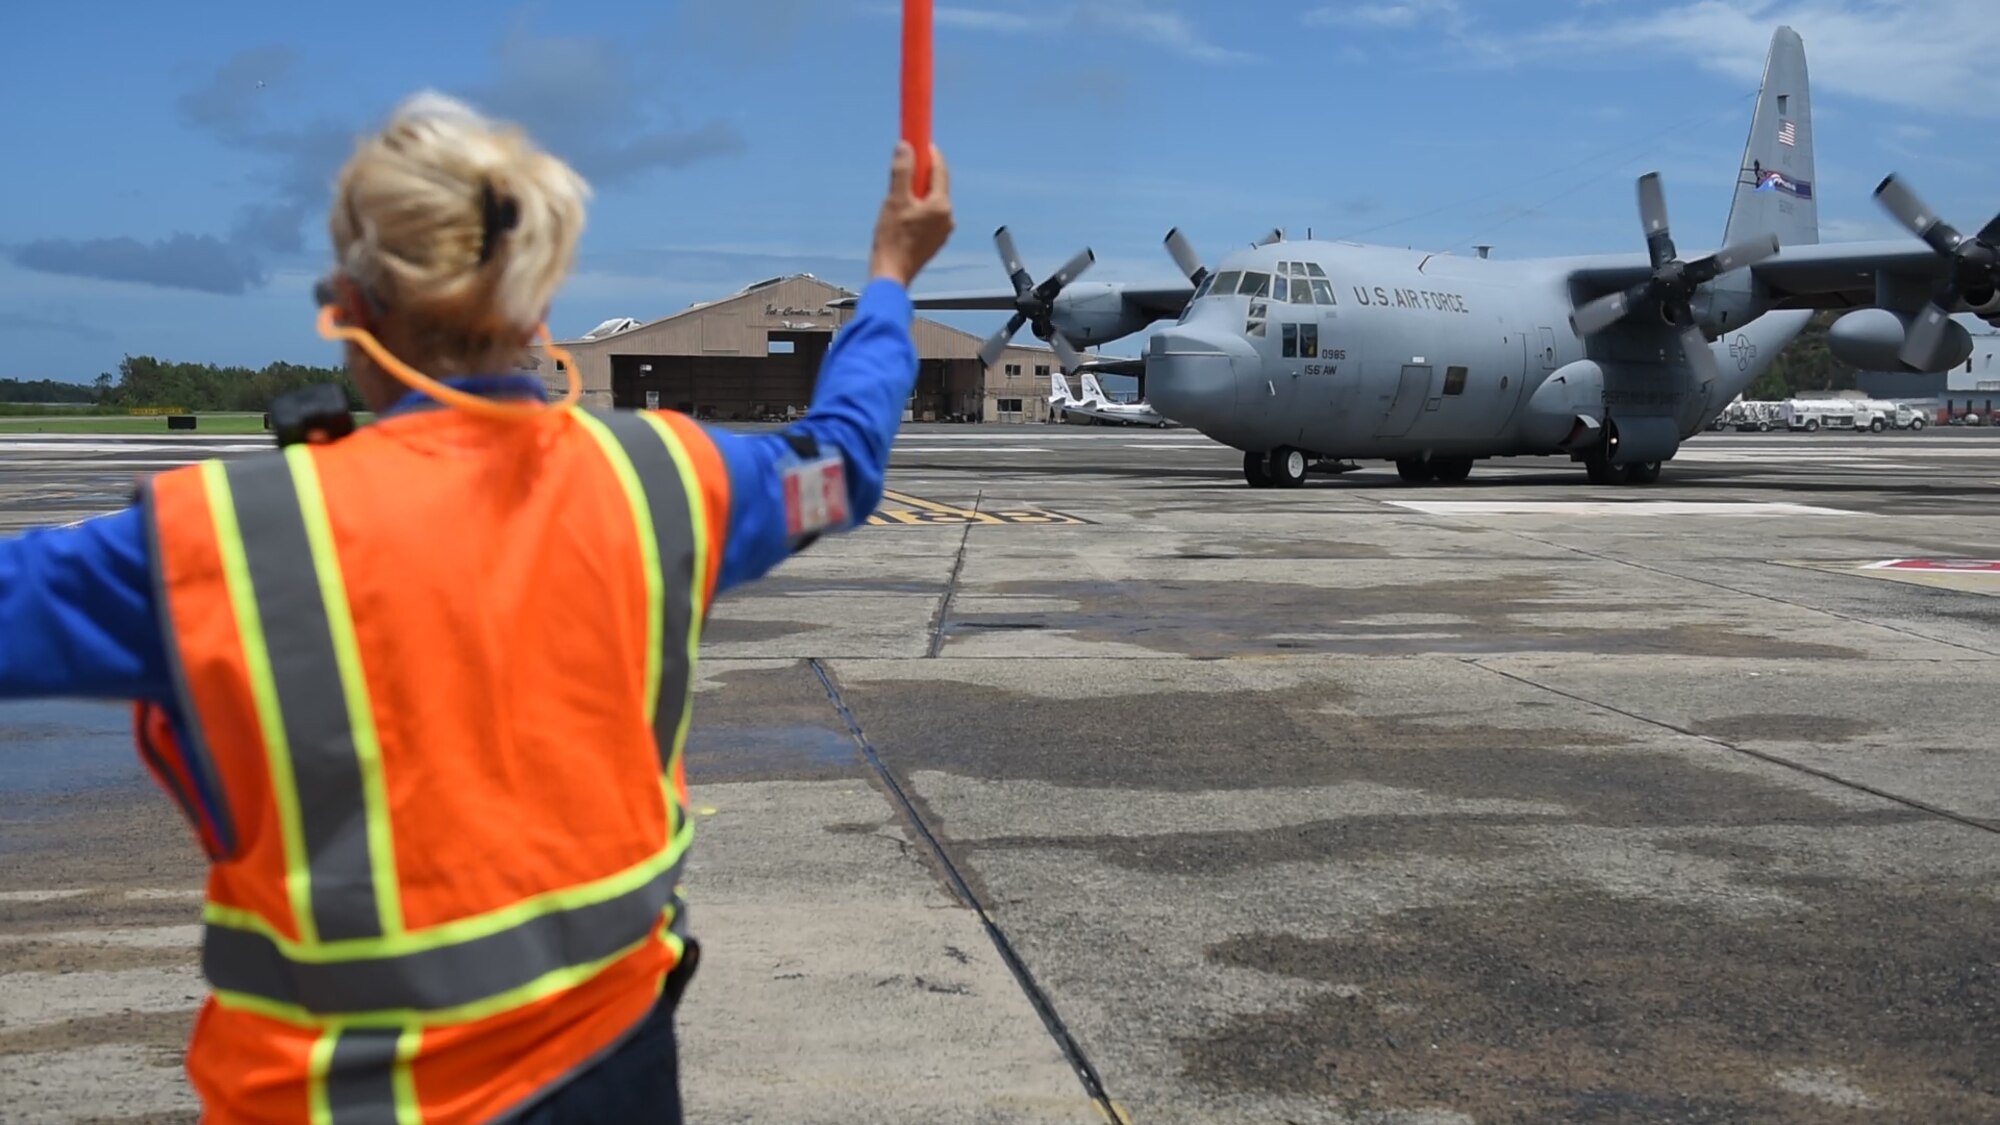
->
xmin=1680 ymin=324 xmax=1722 ymax=387
xmin=1874 ymin=175 xmax=1963 ymax=255
xmin=994 ymin=227 xmax=1031 ymax=297
xmin=1571 ymin=291 xmax=1631 ymax=337
xmin=1033 ymin=247 xmax=1096 ymax=302
xmin=1980 ymin=212 xmax=2000 ymax=247
xmin=1050 ymin=333 xmax=1083 ymax=375
xmin=1705 ymin=233 xmax=1782 ymax=277
xmin=1899 ymin=302 xmax=1956 ymax=371
xmin=1165 ymin=228 xmax=1208 ymax=286
xmin=1637 ymin=173 xmax=1678 ymax=267
xmin=978 ymin=312 xmax=1027 ymax=369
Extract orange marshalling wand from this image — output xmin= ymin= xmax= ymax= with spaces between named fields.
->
xmin=901 ymin=0 xmax=933 ymax=197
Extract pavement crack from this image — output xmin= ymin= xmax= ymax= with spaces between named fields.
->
xmin=927 ymin=490 xmax=982 ymax=658
xmin=807 ymin=657 xmax=1123 ymax=1119
xmin=1465 ymin=657 xmax=2000 ymax=837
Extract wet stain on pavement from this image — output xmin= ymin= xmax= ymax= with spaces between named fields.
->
xmin=685 ymin=663 xmax=860 ymax=784
xmin=969 ymin=813 xmax=1545 ymax=873
xmin=949 ymin=578 xmax=1862 ymax=659
xmin=1183 ymin=883 xmax=2000 ymax=1124
xmin=1690 ymin=714 xmax=1880 ymax=744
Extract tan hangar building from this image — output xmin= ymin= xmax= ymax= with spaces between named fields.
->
xmin=523 ymin=274 xmax=1066 ymax=423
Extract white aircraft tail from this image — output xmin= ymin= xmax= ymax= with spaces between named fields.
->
xmin=1048 ymin=371 xmax=1078 ymax=406
xmin=1079 ymin=372 xmax=1114 ymax=406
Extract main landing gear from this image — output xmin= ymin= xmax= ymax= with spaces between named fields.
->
xmin=1395 ymin=456 xmax=1474 ymax=484
xmin=1583 ymin=453 xmax=1662 ymax=485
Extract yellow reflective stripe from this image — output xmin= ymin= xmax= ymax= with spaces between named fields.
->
xmin=640 ymin=412 xmax=712 ymax=768
xmin=200 ymin=832 xmax=685 ymax=962
xmin=570 ymin=410 xmax=664 ymax=728
xmin=203 ymin=459 xmax=318 ymax=946
xmin=392 ymin=1025 xmax=422 ymax=1125
xmin=210 ymin=927 xmax=670 ymax=1030
xmin=308 ymin=1029 xmax=338 ymax=1125
xmin=285 ymin=445 xmax=404 ymax=937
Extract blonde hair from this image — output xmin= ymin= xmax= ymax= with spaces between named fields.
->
xmin=327 ymin=91 xmax=590 ymax=376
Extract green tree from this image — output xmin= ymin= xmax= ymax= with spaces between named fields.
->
xmin=1747 ymin=310 xmax=1859 ymax=399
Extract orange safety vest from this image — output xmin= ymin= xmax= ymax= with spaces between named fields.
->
xmin=131 ymin=402 xmax=729 ymax=1124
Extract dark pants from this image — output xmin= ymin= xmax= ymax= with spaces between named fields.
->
xmin=512 ymin=942 xmax=698 ymax=1124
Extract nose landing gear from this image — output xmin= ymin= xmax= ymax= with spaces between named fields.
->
xmin=1244 ymin=446 xmax=1310 ymax=488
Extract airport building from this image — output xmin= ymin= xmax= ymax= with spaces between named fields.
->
xmin=523 ymin=274 xmax=1064 ymax=424
xmin=1856 ymin=335 xmax=2000 ymax=414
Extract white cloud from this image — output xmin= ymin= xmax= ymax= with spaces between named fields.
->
xmin=866 ymin=2 xmax=1251 ymax=64
xmin=1401 ymin=1 xmax=2000 ymax=117
xmin=1302 ymin=0 xmax=1465 ymax=30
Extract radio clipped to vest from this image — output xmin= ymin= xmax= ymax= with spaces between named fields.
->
xmin=268 ymin=382 xmax=356 ymax=448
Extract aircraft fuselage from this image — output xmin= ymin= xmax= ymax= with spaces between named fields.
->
xmin=1140 ymin=240 xmax=1806 ymax=465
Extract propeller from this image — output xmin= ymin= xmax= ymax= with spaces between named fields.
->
xmin=1569 ymin=173 xmax=1781 ymax=386
xmin=1872 ymin=174 xmax=2000 ymax=369
xmin=976 ymin=226 xmax=1095 ymax=372
xmin=1164 ymin=227 xmax=1209 ymax=289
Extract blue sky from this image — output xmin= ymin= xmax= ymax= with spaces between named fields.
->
xmin=3 ymin=0 xmax=1996 ymax=381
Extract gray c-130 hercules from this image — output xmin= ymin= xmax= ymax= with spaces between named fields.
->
xmin=854 ymin=26 xmax=2000 ymax=487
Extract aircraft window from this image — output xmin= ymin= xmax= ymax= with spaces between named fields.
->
xmin=1249 ymin=301 xmax=1268 ymax=319
xmin=1209 ymin=271 xmax=1242 ymax=298
xmin=1444 ymin=365 xmax=1468 ymax=395
xmin=1241 ymin=272 xmax=1271 ymax=298
xmin=1310 ymin=279 xmax=1336 ymax=304
xmin=1192 ymin=274 xmax=1214 ymax=300
xmin=1289 ymin=281 xmax=1315 ymax=305
xmin=1300 ymin=323 xmax=1319 ymax=356
xmin=1281 ymin=323 xmax=1297 ymax=357
xmin=1247 ymin=318 xmax=1266 ymax=337
xmin=1272 ymin=276 xmax=1289 ymax=302
xmin=1306 ymin=262 xmax=1327 ymax=278
xmin=1247 ymin=301 xmax=1267 ymax=338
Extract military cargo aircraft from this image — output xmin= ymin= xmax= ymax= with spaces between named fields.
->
xmin=859 ymin=26 xmax=2000 ymax=487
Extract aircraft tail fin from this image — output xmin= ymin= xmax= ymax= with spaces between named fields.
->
xmin=1079 ymin=372 xmax=1112 ymax=405
xmin=1049 ymin=371 xmax=1077 ymax=405
xmin=1722 ymin=25 xmax=1818 ymax=259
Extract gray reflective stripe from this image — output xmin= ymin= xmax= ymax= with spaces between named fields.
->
xmin=326 ymin=1027 xmax=401 ymax=1124
xmin=139 ymin=479 xmax=239 ymax=857
xmin=205 ymin=856 xmax=683 ymax=1014
xmin=590 ymin=410 xmax=697 ymax=769
xmin=224 ymin=455 xmax=383 ymax=942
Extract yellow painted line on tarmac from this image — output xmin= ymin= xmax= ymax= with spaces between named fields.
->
xmin=867 ymin=489 xmax=1092 ymax=526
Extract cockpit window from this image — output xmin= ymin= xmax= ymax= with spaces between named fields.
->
xmin=1240 ymin=272 xmax=1271 ymax=298
xmin=1206 ymin=271 xmax=1242 ymax=298
xmin=1306 ymin=262 xmax=1327 ymax=278
xmin=1289 ymin=278 xmax=1314 ymax=304
xmin=1191 ymin=274 xmax=1214 ymax=300
xmin=1310 ymin=279 xmax=1336 ymax=304
xmin=1271 ymin=276 xmax=1289 ymax=302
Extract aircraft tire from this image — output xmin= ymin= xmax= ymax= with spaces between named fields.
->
xmin=1624 ymin=460 xmax=1662 ymax=484
xmin=1244 ymin=451 xmax=1275 ymax=488
xmin=1395 ymin=458 xmax=1434 ymax=483
xmin=1584 ymin=455 xmax=1627 ymax=484
xmin=1271 ymin=446 xmax=1309 ymax=489
xmin=1430 ymin=458 xmax=1474 ymax=484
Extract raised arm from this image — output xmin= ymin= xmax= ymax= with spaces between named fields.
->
xmin=693 ymin=143 xmax=956 ymax=598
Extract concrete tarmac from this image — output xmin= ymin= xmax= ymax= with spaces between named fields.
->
xmin=3 ymin=424 xmax=1998 ymax=1124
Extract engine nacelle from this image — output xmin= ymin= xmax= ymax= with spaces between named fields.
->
xmin=1054 ymin=283 xmax=1162 ymax=347
xmin=1828 ymin=308 xmax=1974 ymax=373
xmin=1605 ymin=415 xmax=1681 ymax=466
xmin=1966 ymin=286 xmax=2000 ymax=325
xmin=1521 ymin=359 xmax=1605 ymax=450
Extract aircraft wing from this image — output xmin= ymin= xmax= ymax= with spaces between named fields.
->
xmin=827 ymin=288 xmax=1017 ymax=311
xmin=1563 ymin=238 xmax=1962 ymax=311
xmin=1118 ymin=283 xmax=1200 ymax=319
xmin=1746 ymin=239 xmax=1954 ymax=309
xmin=1074 ymin=356 xmax=1147 ymax=377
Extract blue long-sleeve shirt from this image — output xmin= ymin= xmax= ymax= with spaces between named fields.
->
xmin=0 ymin=277 xmax=916 ymax=709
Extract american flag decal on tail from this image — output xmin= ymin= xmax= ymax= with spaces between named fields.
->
xmin=1777 ymin=119 xmax=1797 ymax=146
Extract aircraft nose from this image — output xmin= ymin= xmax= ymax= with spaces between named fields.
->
xmin=1147 ymin=327 xmax=1255 ymax=424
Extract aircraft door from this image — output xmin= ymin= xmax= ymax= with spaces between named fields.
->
xmin=1374 ymin=364 xmax=1432 ymax=437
